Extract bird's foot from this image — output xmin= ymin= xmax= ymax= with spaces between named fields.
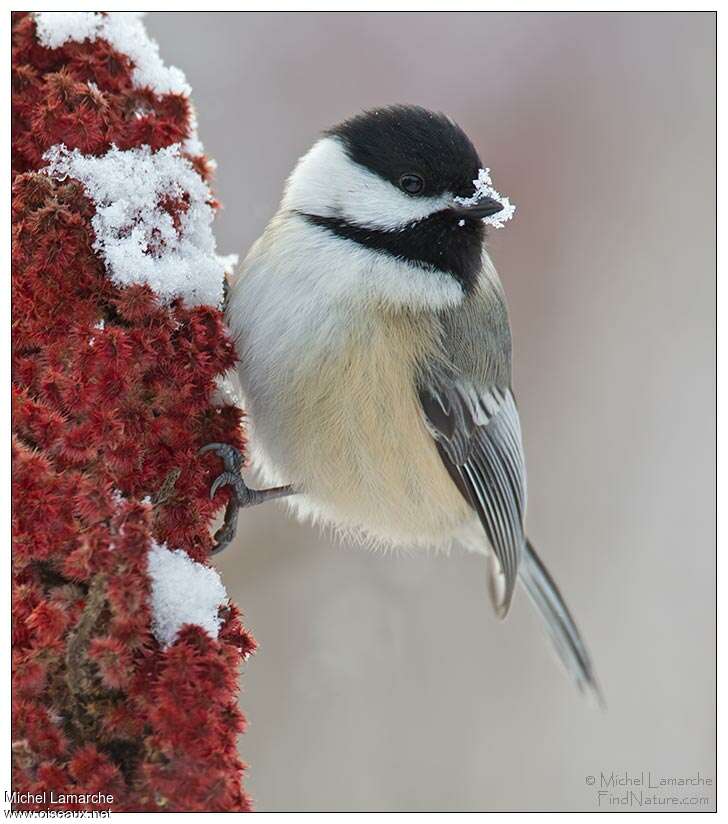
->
xmin=199 ymin=443 xmax=293 ymax=555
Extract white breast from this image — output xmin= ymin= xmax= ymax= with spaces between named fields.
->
xmin=226 ymin=214 xmax=474 ymax=548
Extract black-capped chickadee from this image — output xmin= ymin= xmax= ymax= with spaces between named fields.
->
xmin=204 ymin=105 xmax=601 ymax=703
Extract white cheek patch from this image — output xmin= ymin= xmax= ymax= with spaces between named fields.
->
xmin=282 ymin=137 xmax=453 ymax=231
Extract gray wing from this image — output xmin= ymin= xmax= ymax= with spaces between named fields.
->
xmin=419 ymin=374 xmax=527 ymax=617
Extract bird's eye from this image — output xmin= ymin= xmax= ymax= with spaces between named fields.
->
xmin=398 ymin=173 xmax=425 ymax=195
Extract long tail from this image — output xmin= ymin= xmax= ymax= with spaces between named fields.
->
xmin=520 ymin=539 xmax=605 ymax=707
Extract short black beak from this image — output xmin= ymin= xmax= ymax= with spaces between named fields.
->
xmin=451 ymin=196 xmax=504 ymax=219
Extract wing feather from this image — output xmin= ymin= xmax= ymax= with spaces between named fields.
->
xmin=420 ymin=377 xmax=527 ymax=616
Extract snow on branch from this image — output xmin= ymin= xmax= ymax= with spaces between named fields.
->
xmin=148 ymin=541 xmax=229 ymax=648
xmin=34 ymin=12 xmax=190 ymax=97
xmin=43 ymin=143 xmax=233 ymax=307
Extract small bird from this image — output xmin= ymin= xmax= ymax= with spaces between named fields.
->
xmin=204 ymin=104 xmax=602 ymax=702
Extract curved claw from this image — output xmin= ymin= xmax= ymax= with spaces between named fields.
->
xmin=199 ymin=440 xmax=293 ymax=556
xmin=199 ymin=442 xmax=243 ymax=472
xmin=211 ymin=512 xmax=238 ymax=555
xmin=199 ymin=442 xmax=226 ymax=456
xmin=210 ymin=471 xmax=238 ymax=500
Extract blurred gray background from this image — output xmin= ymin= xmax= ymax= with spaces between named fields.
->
xmin=148 ymin=12 xmax=715 ymax=812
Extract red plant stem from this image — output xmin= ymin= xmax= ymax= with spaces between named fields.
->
xmin=12 ymin=12 xmax=255 ymax=811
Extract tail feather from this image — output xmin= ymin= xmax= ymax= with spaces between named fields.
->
xmin=520 ymin=539 xmax=605 ymax=707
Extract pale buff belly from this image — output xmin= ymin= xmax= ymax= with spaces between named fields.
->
xmin=242 ymin=310 xmax=474 ymax=548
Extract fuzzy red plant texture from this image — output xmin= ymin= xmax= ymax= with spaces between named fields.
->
xmin=12 ymin=12 xmax=257 ymax=812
